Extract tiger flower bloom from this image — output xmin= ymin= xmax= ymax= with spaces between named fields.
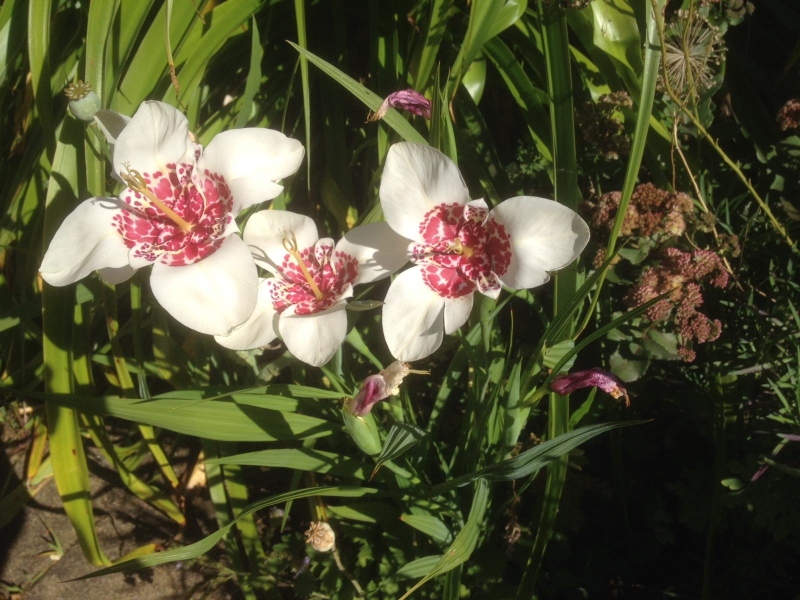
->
xmin=214 ymin=211 xmax=408 ymax=367
xmin=550 ymin=368 xmax=630 ymax=406
xmin=39 ymin=101 xmax=304 ymax=336
xmin=379 ymin=142 xmax=590 ymax=361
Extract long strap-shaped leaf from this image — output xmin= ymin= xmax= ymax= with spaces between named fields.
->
xmin=518 ymin=3 xmax=579 ymax=597
xmin=42 ymin=117 xmax=109 ymax=567
xmin=27 ymin=0 xmax=55 ymax=156
xmin=398 ymin=479 xmax=490 ymax=600
xmin=432 ymin=420 xmax=644 ymax=495
xmin=289 ymin=42 xmax=427 ymax=145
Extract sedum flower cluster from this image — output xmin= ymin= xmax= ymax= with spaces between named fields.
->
xmin=582 ymin=183 xmax=694 ymax=267
xmin=624 ymin=248 xmax=729 ymax=362
xmin=41 ymin=99 xmax=589 ymax=368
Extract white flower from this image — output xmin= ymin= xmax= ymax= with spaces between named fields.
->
xmin=215 ymin=210 xmax=408 ymax=367
xmin=379 ymin=142 xmax=591 ymax=361
xmin=39 ymin=101 xmax=304 ymax=336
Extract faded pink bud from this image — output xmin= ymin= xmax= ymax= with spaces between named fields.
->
xmin=367 ymin=89 xmax=431 ymax=122
xmin=550 ymin=368 xmax=630 ymax=406
xmin=349 ymin=361 xmax=427 ymax=416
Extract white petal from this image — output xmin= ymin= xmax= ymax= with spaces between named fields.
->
xmin=149 ymin=235 xmax=258 ymax=336
xmin=380 ymin=142 xmax=470 ymax=241
xmin=443 ymin=294 xmax=473 ymax=334
xmin=113 ymin=101 xmax=197 ymax=180
xmin=215 ymin=278 xmax=279 ymax=350
xmin=198 ymin=128 xmax=304 ymax=214
xmin=93 ymin=110 xmax=131 ymax=146
xmin=382 ymin=266 xmax=446 ymax=361
xmin=243 ymin=210 xmax=318 ymax=272
xmin=39 ymin=197 xmax=131 ymax=286
xmin=335 ymin=222 xmax=411 ymax=286
xmin=279 ymin=302 xmax=348 ymax=367
xmin=490 ymin=196 xmax=590 ymax=290
xmin=99 ymin=265 xmax=136 ymax=285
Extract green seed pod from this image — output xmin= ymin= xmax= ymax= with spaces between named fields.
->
xmin=65 ymin=81 xmax=101 ymax=122
xmin=342 ymin=406 xmax=382 ymax=456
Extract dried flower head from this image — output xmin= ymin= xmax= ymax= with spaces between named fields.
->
xmin=349 ymin=361 xmax=428 ymax=416
xmin=551 ymin=368 xmax=630 ymax=406
xmin=663 ymin=12 xmax=725 ymax=97
xmin=368 ymin=89 xmax=431 ymax=122
xmin=777 ymin=99 xmax=800 ymax=131
xmin=575 ymin=92 xmax=632 ymax=161
xmin=305 ymin=521 xmax=335 ymax=552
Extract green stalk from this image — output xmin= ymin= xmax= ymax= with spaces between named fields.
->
xmin=576 ymin=0 xmax=666 ymax=336
xmin=43 ymin=117 xmax=109 ymax=566
xmin=130 ymin=279 xmax=180 ymax=489
xmin=294 ymin=0 xmax=311 ymax=189
xmin=517 ymin=5 xmax=578 ymax=597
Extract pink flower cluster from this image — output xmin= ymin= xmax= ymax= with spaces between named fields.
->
xmin=581 ymin=183 xmax=694 ymax=267
xmin=624 ymin=248 xmax=729 ymax=362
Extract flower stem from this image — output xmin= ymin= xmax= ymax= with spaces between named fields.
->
xmin=650 ymin=0 xmax=795 ymax=251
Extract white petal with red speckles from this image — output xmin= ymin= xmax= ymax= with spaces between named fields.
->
xmin=382 ymin=266 xmax=446 ymax=361
xmin=243 ymin=210 xmax=319 ymax=274
xmin=335 ymin=222 xmax=411 ymax=285
xmin=443 ymin=294 xmax=473 ymax=334
xmin=39 ymin=197 xmax=132 ymax=286
xmin=490 ymin=196 xmax=590 ymax=290
xmin=215 ymin=278 xmax=280 ymax=350
xmin=279 ymin=302 xmax=348 ymax=367
xmin=149 ymin=235 xmax=258 ymax=336
xmin=380 ymin=143 xmax=469 ymax=241
xmin=199 ymin=128 xmax=304 ymax=214
xmin=113 ymin=101 xmax=197 ymax=180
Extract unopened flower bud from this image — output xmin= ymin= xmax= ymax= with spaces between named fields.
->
xmin=368 ymin=89 xmax=431 ymax=122
xmin=342 ymin=409 xmax=383 ymax=456
xmin=65 ymin=81 xmax=101 ymax=122
xmin=305 ymin=521 xmax=335 ymax=552
xmin=550 ymin=368 xmax=630 ymax=406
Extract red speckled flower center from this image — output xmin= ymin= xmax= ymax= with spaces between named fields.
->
xmin=113 ymin=162 xmax=233 ymax=267
xmin=410 ymin=203 xmax=511 ymax=298
xmin=267 ymin=241 xmax=358 ymax=316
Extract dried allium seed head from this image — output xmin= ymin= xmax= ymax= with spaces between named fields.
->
xmin=663 ymin=13 xmax=725 ymax=98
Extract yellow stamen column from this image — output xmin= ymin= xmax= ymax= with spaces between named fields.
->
xmin=121 ymin=165 xmax=193 ymax=233
xmin=282 ymin=231 xmax=324 ymax=301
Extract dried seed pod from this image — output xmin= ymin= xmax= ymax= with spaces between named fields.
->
xmin=305 ymin=521 xmax=335 ymax=552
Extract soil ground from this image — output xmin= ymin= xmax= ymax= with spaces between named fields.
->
xmin=1 ymin=427 xmax=236 ymax=600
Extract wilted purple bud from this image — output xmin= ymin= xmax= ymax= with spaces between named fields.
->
xmin=367 ymin=89 xmax=432 ymax=122
xmin=550 ymin=368 xmax=630 ymax=406
xmin=349 ymin=361 xmax=427 ymax=416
